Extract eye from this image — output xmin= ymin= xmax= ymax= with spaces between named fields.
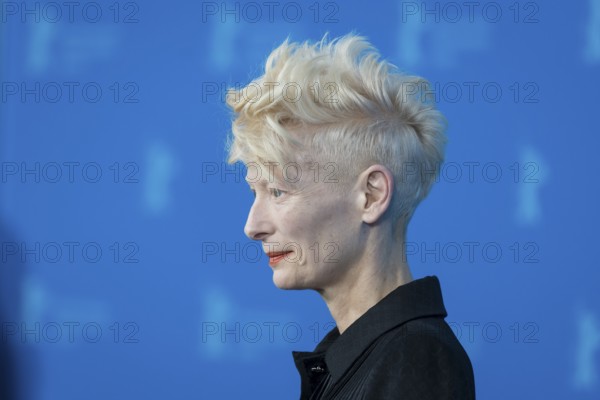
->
xmin=249 ymin=188 xmax=256 ymax=198
xmin=269 ymin=188 xmax=285 ymax=198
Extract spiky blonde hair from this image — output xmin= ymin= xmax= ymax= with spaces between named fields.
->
xmin=225 ymin=32 xmax=447 ymax=230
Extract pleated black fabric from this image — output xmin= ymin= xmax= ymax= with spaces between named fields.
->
xmin=291 ymin=276 xmax=475 ymax=399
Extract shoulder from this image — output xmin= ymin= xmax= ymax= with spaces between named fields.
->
xmin=363 ymin=317 xmax=475 ymax=399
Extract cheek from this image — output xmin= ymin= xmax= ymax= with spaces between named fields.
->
xmin=305 ymin=217 xmax=351 ymax=263
xmin=284 ymin=191 xmax=352 ymax=253
xmin=280 ymin=215 xmax=327 ymax=262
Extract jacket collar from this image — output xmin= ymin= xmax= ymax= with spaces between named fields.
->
xmin=292 ymin=275 xmax=448 ymax=385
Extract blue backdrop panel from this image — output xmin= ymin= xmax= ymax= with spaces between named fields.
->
xmin=1 ymin=1 xmax=599 ymax=399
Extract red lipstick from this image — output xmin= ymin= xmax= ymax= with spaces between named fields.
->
xmin=267 ymin=251 xmax=293 ymax=266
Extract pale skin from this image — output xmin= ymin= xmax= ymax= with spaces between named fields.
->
xmin=244 ymin=160 xmax=413 ymax=335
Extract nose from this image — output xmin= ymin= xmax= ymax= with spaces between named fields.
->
xmin=244 ymin=198 xmax=272 ymax=241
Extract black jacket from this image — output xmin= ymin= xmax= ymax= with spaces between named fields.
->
xmin=291 ymin=276 xmax=475 ymax=399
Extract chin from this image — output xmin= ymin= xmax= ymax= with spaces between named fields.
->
xmin=272 ymin=278 xmax=297 ymax=290
xmin=272 ymin=271 xmax=305 ymax=290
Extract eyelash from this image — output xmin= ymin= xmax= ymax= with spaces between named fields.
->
xmin=270 ymin=188 xmax=285 ymax=198
xmin=249 ymin=188 xmax=285 ymax=198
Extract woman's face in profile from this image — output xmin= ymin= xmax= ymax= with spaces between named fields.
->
xmin=243 ymin=161 xmax=363 ymax=291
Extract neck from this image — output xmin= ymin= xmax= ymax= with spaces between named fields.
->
xmin=317 ymin=238 xmax=413 ymax=335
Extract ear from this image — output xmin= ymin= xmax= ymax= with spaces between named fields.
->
xmin=357 ymin=164 xmax=394 ymax=224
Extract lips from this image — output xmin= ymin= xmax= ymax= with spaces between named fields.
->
xmin=267 ymin=251 xmax=293 ymax=265
xmin=266 ymin=251 xmax=293 ymax=257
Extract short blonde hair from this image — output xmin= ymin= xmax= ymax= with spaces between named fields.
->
xmin=225 ymin=33 xmax=447 ymax=231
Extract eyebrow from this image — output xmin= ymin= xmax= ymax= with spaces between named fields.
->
xmin=244 ymin=177 xmax=270 ymax=186
xmin=244 ymin=176 xmax=296 ymax=187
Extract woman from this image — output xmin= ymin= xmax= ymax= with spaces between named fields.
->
xmin=225 ymin=32 xmax=475 ymax=399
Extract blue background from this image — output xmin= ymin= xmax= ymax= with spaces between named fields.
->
xmin=1 ymin=0 xmax=599 ymax=399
